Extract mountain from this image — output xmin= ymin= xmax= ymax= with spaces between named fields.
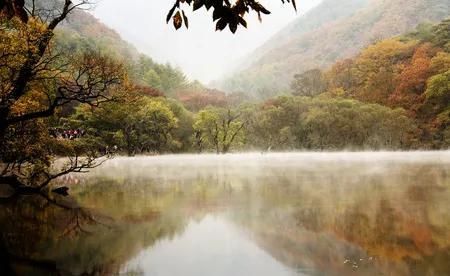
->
xmin=217 ymin=0 xmax=450 ymax=97
xmin=55 ymin=10 xmax=187 ymax=95
xmin=58 ymin=10 xmax=139 ymax=61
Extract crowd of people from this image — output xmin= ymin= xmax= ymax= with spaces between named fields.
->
xmin=49 ymin=128 xmax=86 ymax=140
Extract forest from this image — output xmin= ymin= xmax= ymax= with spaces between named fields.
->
xmin=0 ymin=0 xmax=449 ymax=194
xmin=58 ymin=18 xmax=450 ymax=154
xmin=1 ymin=1 xmax=450 ymax=275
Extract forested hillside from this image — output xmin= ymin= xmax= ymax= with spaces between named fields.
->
xmin=2 ymin=1 xmax=450 ymax=274
xmin=290 ymin=19 xmax=450 ymax=148
xmin=52 ymin=18 xmax=450 ymax=154
xmin=218 ymin=0 xmax=450 ymax=97
xmin=57 ymin=10 xmax=187 ymax=95
xmin=2 ymin=0 xmax=448 ymax=175
xmin=189 ymin=19 xmax=449 ymax=152
xmin=49 ymin=11 xmax=194 ymax=153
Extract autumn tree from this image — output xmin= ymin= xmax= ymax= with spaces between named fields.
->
xmin=177 ymin=87 xmax=230 ymax=111
xmin=0 ymin=0 xmax=126 ymax=194
xmin=291 ymin=69 xmax=327 ymax=97
xmin=389 ymin=43 xmax=434 ymax=109
xmin=0 ymin=0 xmax=299 ymax=194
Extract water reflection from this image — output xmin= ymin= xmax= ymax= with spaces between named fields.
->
xmin=123 ymin=215 xmax=301 ymax=276
xmin=1 ymin=152 xmax=450 ymax=275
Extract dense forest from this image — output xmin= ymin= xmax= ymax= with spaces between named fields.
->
xmin=5 ymin=12 xmax=450 ymax=162
xmin=217 ymin=0 xmax=449 ymax=96
xmin=0 ymin=0 xmax=449 ymax=196
xmin=63 ymin=18 xmax=450 ymax=153
xmin=1 ymin=1 xmax=449 ymax=274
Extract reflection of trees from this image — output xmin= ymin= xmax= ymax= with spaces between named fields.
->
xmin=80 ymin=161 xmax=450 ymax=276
xmin=226 ymin=164 xmax=450 ymax=276
xmin=3 ymin=159 xmax=450 ymax=275
xmin=0 ymin=172 xmax=237 ymax=275
xmin=0 ymin=193 xmax=189 ymax=275
xmin=0 ymin=194 xmax=106 ymax=274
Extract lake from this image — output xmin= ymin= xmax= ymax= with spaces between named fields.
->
xmin=1 ymin=152 xmax=450 ymax=275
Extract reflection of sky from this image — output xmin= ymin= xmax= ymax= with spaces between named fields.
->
xmin=122 ymin=215 xmax=301 ymax=276
xmin=74 ymin=152 xmax=450 ymax=275
xmin=90 ymin=0 xmax=322 ymax=83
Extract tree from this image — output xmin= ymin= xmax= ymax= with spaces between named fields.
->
xmin=1 ymin=0 xmax=297 ymax=34
xmin=244 ymin=96 xmax=417 ymax=150
xmin=72 ymin=96 xmax=178 ymax=156
xmin=0 ymin=1 xmax=126 ymax=194
xmin=430 ymin=52 xmax=450 ymax=74
xmin=164 ymin=99 xmax=195 ymax=152
xmin=389 ymin=43 xmax=434 ymax=108
xmin=177 ymin=87 xmax=230 ymax=111
xmin=423 ymin=70 xmax=450 ymax=114
xmin=193 ymin=107 xmax=245 ymax=153
xmin=291 ymin=69 xmax=327 ymax=97
xmin=430 ymin=18 xmax=450 ymax=49
xmin=352 ymin=39 xmax=416 ymax=105
xmin=326 ymin=59 xmax=357 ymax=95
xmin=131 ymin=56 xmax=187 ymax=94
xmin=0 ymin=0 xmax=296 ymax=194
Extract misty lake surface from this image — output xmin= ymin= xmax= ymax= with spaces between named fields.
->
xmin=2 ymin=152 xmax=450 ymax=275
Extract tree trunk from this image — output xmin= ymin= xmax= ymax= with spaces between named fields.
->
xmin=0 ymin=107 xmax=10 ymax=140
xmin=0 ymin=176 xmax=41 ymax=195
xmin=222 ymin=144 xmax=230 ymax=154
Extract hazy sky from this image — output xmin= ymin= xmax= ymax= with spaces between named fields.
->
xmin=91 ymin=0 xmax=321 ymax=83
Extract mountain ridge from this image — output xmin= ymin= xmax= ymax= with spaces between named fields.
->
xmin=217 ymin=0 xmax=450 ymax=97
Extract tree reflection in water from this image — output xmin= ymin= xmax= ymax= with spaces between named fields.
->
xmin=1 ymin=153 xmax=450 ymax=275
xmin=0 ymin=194 xmax=113 ymax=275
xmin=0 ymin=188 xmax=190 ymax=275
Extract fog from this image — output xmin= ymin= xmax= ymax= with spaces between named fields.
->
xmin=82 ymin=151 xmax=450 ymax=183
xmin=91 ymin=0 xmax=322 ymax=84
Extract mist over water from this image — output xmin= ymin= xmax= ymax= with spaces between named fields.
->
xmin=1 ymin=0 xmax=449 ymax=274
xmin=2 ymin=151 xmax=450 ymax=275
xmin=86 ymin=151 xmax=450 ymax=181
xmin=76 ymin=152 xmax=450 ymax=275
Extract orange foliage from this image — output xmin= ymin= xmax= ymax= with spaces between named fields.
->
xmin=389 ymin=43 xmax=435 ymax=109
xmin=326 ymin=59 xmax=356 ymax=93
xmin=134 ymin=85 xmax=165 ymax=98
xmin=177 ymin=89 xmax=229 ymax=111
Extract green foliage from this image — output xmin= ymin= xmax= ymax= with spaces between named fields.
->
xmin=423 ymin=70 xmax=450 ymax=115
xmin=193 ymin=107 xmax=245 ymax=153
xmin=425 ymin=70 xmax=450 ymax=101
xmin=131 ymin=56 xmax=187 ymax=95
xmin=430 ymin=18 xmax=450 ymax=49
xmin=430 ymin=52 xmax=450 ymax=74
xmin=245 ymin=96 xmax=417 ymax=150
xmin=55 ymin=22 xmax=188 ymax=96
xmin=164 ymin=99 xmax=195 ymax=152
xmin=71 ymin=95 xmax=178 ymax=156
